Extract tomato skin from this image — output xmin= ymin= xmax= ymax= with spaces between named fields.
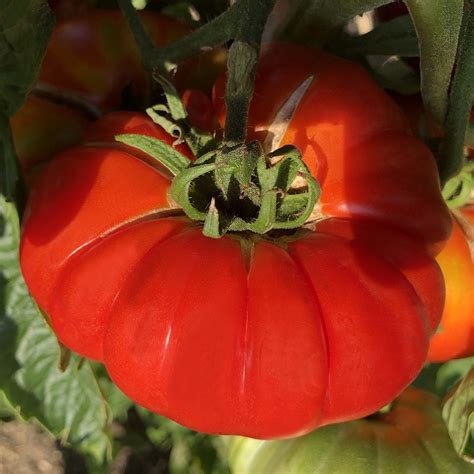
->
xmin=427 ymin=211 xmax=474 ymax=361
xmin=20 ymin=106 xmax=444 ymax=438
xmin=213 ymin=44 xmax=451 ymax=253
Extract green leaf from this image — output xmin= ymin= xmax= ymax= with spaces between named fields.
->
xmin=437 ymin=358 xmax=474 ymax=397
xmin=404 ymin=0 xmax=464 ymax=124
xmin=466 ymin=123 xmax=474 ymax=148
xmin=279 ymin=0 xmax=392 ymax=44
xmin=0 ymin=113 xmax=22 ymax=204
xmin=0 ymin=198 xmax=114 ymax=469
xmin=334 ymin=15 xmax=419 ymax=57
xmin=139 ymin=408 xmax=230 ymax=474
xmin=442 ymin=367 xmax=474 ymax=462
xmin=0 ymin=0 xmax=54 ymax=116
xmin=437 ymin=1 xmax=474 ymax=183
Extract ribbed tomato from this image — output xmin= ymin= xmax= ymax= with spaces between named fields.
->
xmin=21 ymin=98 xmax=447 ymax=439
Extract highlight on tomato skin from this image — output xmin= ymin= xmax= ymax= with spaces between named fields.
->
xmin=19 ymin=38 xmax=450 ymax=439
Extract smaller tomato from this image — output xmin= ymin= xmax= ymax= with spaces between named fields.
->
xmin=12 ymin=10 xmax=190 ymax=173
xmin=428 ymin=209 xmax=474 ymax=361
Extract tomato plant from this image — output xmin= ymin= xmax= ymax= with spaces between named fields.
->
xmin=2 ymin=0 xmax=474 ymax=471
xmin=20 ymin=42 xmax=450 ymax=438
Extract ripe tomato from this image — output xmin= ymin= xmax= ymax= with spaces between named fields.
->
xmin=21 ymin=50 xmax=449 ymax=438
xmin=428 ymin=208 xmax=474 ymax=361
xmin=11 ymin=10 xmax=190 ymax=172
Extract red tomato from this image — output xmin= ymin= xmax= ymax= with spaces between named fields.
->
xmin=11 ymin=10 xmax=190 ymax=172
xmin=21 ymin=89 xmax=446 ymax=440
xmin=213 ymin=44 xmax=451 ymax=253
xmin=428 ymin=209 xmax=474 ymax=361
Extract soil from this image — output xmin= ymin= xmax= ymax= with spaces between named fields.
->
xmin=0 ymin=421 xmax=63 ymax=474
xmin=0 ymin=420 xmax=169 ymax=474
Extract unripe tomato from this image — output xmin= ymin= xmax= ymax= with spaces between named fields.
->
xmin=227 ymin=388 xmax=472 ymax=473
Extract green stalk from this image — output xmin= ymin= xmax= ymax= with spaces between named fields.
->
xmin=438 ymin=1 xmax=474 ymax=184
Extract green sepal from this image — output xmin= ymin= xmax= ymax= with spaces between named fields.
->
xmin=170 ymin=142 xmax=320 ymax=237
xmin=170 ymin=161 xmax=217 ymax=221
xmin=114 ymin=133 xmax=190 ymax=176
xmin=214 ymin=142 xmax=262 ymax=205
xmin=203 ymin=198 xmax=223 ymax=238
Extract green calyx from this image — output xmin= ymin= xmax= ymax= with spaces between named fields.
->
xmin=117 ymin=134 xmax=320 ymax=238
xmin=442 ymin=160 xmax=474 ymax=209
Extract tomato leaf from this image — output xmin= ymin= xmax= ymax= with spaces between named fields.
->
xmin=0 ymin=0 xmax=54 ymax=116
xmin=404 ymin=0 xmax=464 ymax=124
xmin=334 ymin=15 xmax=419 ymax=57
xmin=0 ymin=113 xmax=23 ymax=205
xmin=0 ymin=197 xmax=116 ymax=470
xmin=442 ymin=366 xmax=474 ymax=462
xmin=437 ymin=1 xmax=474 ymax=183
xmin=278 ymin=0 xmax=392 ymax=44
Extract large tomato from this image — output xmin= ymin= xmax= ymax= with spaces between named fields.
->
xmin=227 ymin=387 xmax=472 ymax=473
xmin=11 ymin=10 xmax=190 ymax=172
xmin=428 ymin=208 xmax=474 ymax=361
xmin=20 ymin=46 xmax=450 ymax=439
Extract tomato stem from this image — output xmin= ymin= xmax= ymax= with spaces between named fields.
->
xmin=119 ymin=0 xmax=275 ymax=144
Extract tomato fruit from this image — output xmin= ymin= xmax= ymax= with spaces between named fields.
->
xmin=227 ymin=387 xmax=472 ymax=473
xmin=428 ymin=208 xmax=474 ymax=361
xmin=11 ymin=9 xmax=190 ymax=172
xmin=20 ymin=45 xmax=451 ymax=438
